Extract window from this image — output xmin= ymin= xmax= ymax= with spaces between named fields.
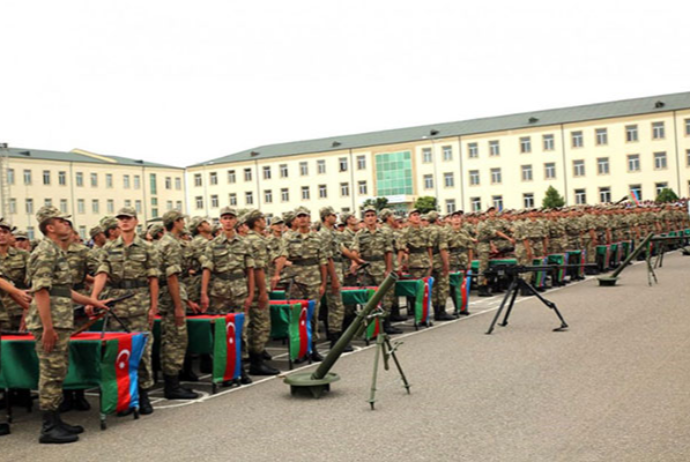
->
xmin=599 ymin=187 xmax=611 ymax=203
xmin=468 ymin=143 xmax=478 ymax=158
xmin=244 ymin=168 xmax=252 ymax=182
xmin=469 ymin=170 xmax=480 ymax=186
xmin=149 ymin=174 xmax=156 ymax=195
xmin=358 ymin=181 xmax=367 ymax=195
xmin=43 ymin=170 xmax=51 ymax=185
xmin=685 ymin=118 xmax=690 ymax=135
xmin=446 ymin=199 xmax=456 ymax=214
xmin=176 ymin=201 xmax=182 ymax=210
xmin=444 ymin=172 xmax=454 ymax=187
xmin=423 ymin=174 xmax=434 ymax=189
xmin=523 ymin=193 xmax=534 ymax=208
xmin=628 ymin=154 xmax=640 ymax=172
xmin=654 ymin=152 xmax=667 ymax=169
xmin=7 ymin=169 xmax=14 ymax=185
xmin=280 ymin=164 xmax=288 ymax=178
xmin=227 ymin=170 xmax=236 ymax=184
xmin=76 ymin=199 xmax=84 ymax=214
xmin=443 ymin=146 xmax=453 ymax=161
xmin=340 ymin=183 xmax=350 ymax=197
xmin=471 ymin=197 xmax=482 ymax=212
xmin=520 ymin=137 xmax=531 ymax=153
xmin=490 ymin=168 xmax=502 ymax=184
xmin=107 ymin=199 xmax=114 ymax=213
xmin=106 ymin=174 xmax=113 ymax=188
xmin=357 ymin=155 xmax=366 ymax=170
xmin=422 ymin=148 xmax=432 ymax=163
xmin=135 ymin=200 xmax=143 ymax=214
xmin=263 ymin=166 xmax=271 ymax=180
xmin=652 ymin=121 xmax=665 ymax=139
xmin=194 ymin=173 xmax=202 ymax=187
xmin=626 ymin=125 xmax=638 ymax=142
xmin=9 ymin=199 xmax=16 ymax=214
xmin=210 ymin=195 xmax=218 ymax=208
xmin=687 ymin=149 xmax=690 ymax=167
xmin=22 ymin=169 xmax=33 ymax=185
xmin=125 ymin=200 xmax=132 ymax=207
xmin=58 ymin=171 xmax=66 ymax=186
xmin=92 ymin=199 xmax=99 ymax=214
xmin=300 ymin=162 xmax=309 ymax=176
xmin=175 ymin=177 xmax=182 ymax=190
xmin=575 ymin=189 xmax=587 ymax=205
xmin=545 ymin=163 xmax=556 ymax=179
xmin=210 ymin=172 xmax=218 ymax=185
xmin=165 ymin=177 xmax=171 ymax=189
xmin=245 ymin=192 xmax=254 ymax=205
xmin=150 ymin=198 xmax=158 ymax=218
xmin=229 ymin=193 xmax=237 ymax=206
xmin=543 ymin=134 xmax=555 ymax=151
xmin=375 ymin=151 xmax=413 ymax=196
xmin=264 ymin=190 xmax=273 ymax=204
xmin=630 ymin=184 xmax=642 ymax=201
xmin=655 ymin=182 xmax=668 ymax=196
xmin=90 ymin=173 xmax=98 ymax=187
xmin=195 ymin=196 xmax=203 ymax=209
xmin=489 ymin=140 xmax=500 ymax=156
xmin=339 ymin=157 xmax=348 ymax=172
xmin=44 ymin=198 xmax=52 ymax=207
xmin=573 ymin=160 xmax=585 ymax=177
xmin=301 ymin=186 xmax=310 ymax=200
xmin=26 ymin=227 xmax=35 ymax=240
xmin=281 ymin=188 xmax=289 ymax=202
xmin=595 ymin=128 xmax=608 ymax=145
xmin=597 ymin=157 xmax=610 ymax=175
xmin=571 ymin=131 xmax=583 ymax=148
xmin=75 ymin=172 xmax=83 ymax=187
xmin=60 ymin=199 xmax=68 ymax=213
xmin=317 ymin=160 xmax=326 ymax=174
xmin=134 ymin=175 xmax=141 ymax=189
xmin=78 ymin=226 xmax=86 ymax=240
xmin=492 ymin=195 xmax=503 ymax=210
xmin=319 ymin=185 xmax=327 ymax=198
xmin=521 ymin=165 xmax=533 ymax=181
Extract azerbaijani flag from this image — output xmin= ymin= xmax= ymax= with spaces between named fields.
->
xmin=100 ymin=332 xmax=146 ymax=415
xmin=366 ymin=315 xmax=382 ymax=340
xmin=213 ymin=313 xmax=245 ymax=383
xmin=628 ymin=190 xmax=640 ymax=206
xmin=460 ymin=271 xmax=471 ymax=314
xmin=415 ymin=277 xmax=433 ymax=325
xmin=288 ymin=300 xmax=314 ymax=361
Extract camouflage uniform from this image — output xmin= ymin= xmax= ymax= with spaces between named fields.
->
xmin=202 ymin=232 xmax=254 ymax=314
xmin=579 ymin=213 xmax=597 ymax=264
xmin=66 ymin=242 xmax=90 ymax=295
xmin=476 ymin=218 xmax=498 ymax=286
xmin=446 ymin=226 xmax=473 ymax=272
xmin=512 ymin=219 xmax=533 ymax=282
xmin=244 ymin=228 xmax=272 ymax=355
xmin=318 ymin=219 xmax=345 ymax=335
xmin=0 ymin=245 xmax=30 ymax=330
xmin=428 ymin=222 xmax=449 ymax=309
xmin=352 ymin=226 xmax=394 ymax=314
xmin=399 ymin=224 xmax=431 ymax=279
xmin=187 ymin=234 xmax=210 ymax=303
xmin=547 ymin=218 xmax=567 ymax=254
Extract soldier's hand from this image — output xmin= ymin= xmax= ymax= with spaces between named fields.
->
xmin=93 ymin=299 xmax=113 ymax=312
xmin=319 ymin=284 xmax=326 ymax=298
xmin=243 ymin=296 xmax=252 ymax=314
xmin=270 ymin=275 xmax=280 ymax=291
xmin=85 ymin=304 xmax=96 ymax=317
xmin=200 ymin=293 xmax=210 ymax=312
xmin=174 ymin=307 xmax=186 ymax=327
xmin=12 ymin=289 xmax=32 ymax=306
xmin=148 ymin=308 xmax=158 ymax=328
xmin=331 ymin=279 xmax=340 ymax=294
xmin=42 ymin=327 xmax=58 ymax=353
xmin=442 ymin=265 xmax=450 ymax=277
xmin=258 ymin=293 xmax=269 ymax=310
xmin=187 ymin=300 xmax=201 ymax=314
xmin=349 ymin=263 xmax=358 ymax=275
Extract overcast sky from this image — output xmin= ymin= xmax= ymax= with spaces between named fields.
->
xmin=2 ymin=0 xmax=688 ymax=167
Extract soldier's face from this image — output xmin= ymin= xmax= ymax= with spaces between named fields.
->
xmin=0 ymin=227 xmax=10 ymax=245
xmin=408 ymin=212 xmax=420 ymax=225
xmin=117 ymin=216 xmax=137 ymax=232
xmin=363 ymin=212 xmax=377 ymax=226
xmin=451 ymin=216 xmax=462 ymax=226
xmin=221 ymin=214 xmax=237 ymax=231
xmin=50 ymin=218 xmax=73 ymax=240
xmin=296 ymin=214 xmax=310 ymax=229
xmin=174 ymin=218 xmax=186 ymax=232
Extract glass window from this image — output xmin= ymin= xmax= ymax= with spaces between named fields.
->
xmin=91 ymin=173 xmax=98 ymax=187
xmin=319 ymin=185 xmax=327 ymax=198
xmin=60 ymin=199 xmax=69 ymax=213
xmin=654 ymin=152 xmax=667 ymax=169
xmin=149 ymin=174 xmax=156 ymax=195
xmin=685 ymin=118 xmax=690 ymax=135
xmin=626 ymin=125 xmax=638 ymax=142
xmin=571 ymin=131 xmax=583 ymax=148
xmin=523 ymin=193 xmax=534 ymax=208
xmin=358 ymin=181 xmax=367 ymax=195
xmin=375 ymin=151 xmax=413 ymax=196
xmin=92 ymin=199 xmax=99 ymax=213
xmin=165 ymin=177 xmax=171 ymax=189
xmin=545 ymin=163 xmax=556 ymax=179
xmin=26 ymin=227 xmax=35 ymax=240
xmin=357 ymin=155 xmax=366 ymax=170
xmin=655 ymin=182 xmax=668 ymax=196
xmin=340 ymin=183 xmax=349 ymax=197
xmin=422 ymin=148 xmax=432 ymax=163
xmin=300 ymin=162 xmax=309 ymax=176
xmin=176 ymin=201 xmax=182 ymax=210
xmin=166 ymin=200 xmax=173 ymax=211
xmin=211 ymin=195 xmax=219 ymax=208
xmin=78 ymin=226 xmax=86 ymax=240
xmin=245 ymin=192 xmax=254 ymax=205
xmin=687 ymin=149 xmax=690 ymax=167
xmin=471 ymin=197 xmax=481 ymax=212
xmin=469 ymin=170 xmax=480 ymax=186
xmin=107 ymin=199 xmax=114 ymax=213
xmin=521 ymin=165 xmax=533 ymax=181
xmin=595 ymin=128 xmax=608 ymax=145
xmin=490 ymin=168 xmax=502 ymax=184
xmin=543 ymin=134 xmax=554 ymax=151
xmin=263 ymin=166 xmax=271 ymax=180
xmin=281 ymin=188 xmax=289 ymax=202
xmin=58 ymin=171 xmax=66 ymax=186
xmin=175 ymin=177 xmax=182 ymax=190
xmin=195 ymin=196 xmax=203 ymax=209
xmin=124 ymin=200 xmax=132 ymax=207
xmin=135 ymin=200 xmax=143 ymax=213
xmin=280 ymin=164 xmax=288 ymax=178
xmin=573 ymin=160 xmax=585 ymax=177
xmin=9 ymin=198 xmax=16 ymax=214
xmin=23 ymin=169 xmax=32 ymax=185
xmin=575 ymin=189 xmax=587 ymax=205
xmin=520 ymin=137 xmax=531 ymax=153
xmin=76 ymin=199 xmax=84 ymax=214
xmin=492 ymin=195 xmax=503 ymax=210
xmin=227 ymin=170 xmax=236 ymax=184
xmin=599 ymin=187 xmax=611 ymax=203
xmin=302 ymin=186 xmax=310 ymax=200
xmin=627 ymin=154 xmax=640 ymax=172
xmin=489 ymin=140 xmax=500 ymax=156
xmin=229 ymin=193 xmax=237 ymax=206
xmin=244 ymin=168 xmax=252 ymax=181
xmin=43 ymin=170 xmax=51 ymax=185
xmin=423 ymin=174 xmax=434 ymax=190
xmin=194 ymin=173 xmax=201 ymax=187
xmin=630 ymin=184 xmax=642 ymax=200
xmin=446 ymin=199 xmax=456 ymax=214
xmin=444 ymin=172 xmax=454 ymax=187
xmin=468 ymin=143 xmax=478 ymax=158
xmin=442 ymin=146 xmax=452 ymax=161
xmin=317 ymin=160 xmax=326 ymax=174
xmin=652 ymin=121 xmax=665 ymax=139
xmin=44 ymin=198 xmax=52 ymax=207
xmin=264 ymin=190 xmax=272 ymax=203
xmin=339 ymin=157 xmax=348 ymax=172
xmin=597 ymin=157 xmax=610 ymax=175
xmin=134 ymin=175 xmax=141 ymax=189
xmin=210 ymin=172 xmax=218 ymax=185
xmin=106 ymin=174 xmax=113 ymax=188
xmin=7 ymin=169 xmax=15 ymax=185
xmin=75 ymin=172 xmax=83 ymax=187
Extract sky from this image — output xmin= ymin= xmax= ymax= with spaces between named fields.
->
xmin=1 ymin=0 xmax=688 ymax=167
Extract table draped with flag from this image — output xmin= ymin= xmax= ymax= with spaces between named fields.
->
xmin=268 ymin=300 xmax=315 ymax=362
xmin=395 ymin=276 xmax=434 ymax=325
xmin=449 ymin=271 xmax=471 ymax=315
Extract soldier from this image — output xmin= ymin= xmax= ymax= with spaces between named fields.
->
xmin=427 ymin=211 xmax=453 ymax=321
xmin=397 ymin=208 xmax=433 ymax=318
xmin=89 ymin=207 xmax=160 ymax=415
xmin=243 ymin=209 xmax=280 ymax=375
xmin=13 ymin=231 xmax=32 ymax=252
xmin=0 ymin=219 xmax=30 ymax=330
xmin=86 ymin=226 xmax=106 ymax=277
xmin=338 ymin=212 xmax=364 ymax=331
xmin=200 ymin=206 xmax=254 ymax=384
xmin=446 ymin=210 xmax=474 ymax=273
xmin=272 ymin=206 xmax=328 ymax=362
xmin=475 ymin=207 xmax=514 ymax=296
xmin=379 ymin=209 xmax=406 ymax=322
xmin=27 ymin=206 xmax=109 ymax=443
xmin=318 ymin=207 xmax=347 ymax=346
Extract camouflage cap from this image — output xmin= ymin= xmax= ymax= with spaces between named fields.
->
xmin=100 ymin=217 xmax=118 ymax=232
xmin=427 ymin=211 xmax=439 ymax=222
xmin=294 ymin=206 xmax=311 ymax=217
xmin=236 ymin=214 xmax=247 ymax=226
xmin=282 ymin=210 xmax=295 ymax=223
xmin=270 ymin=216 xmax=284 ymax=225
xmin=420 ymin=214 xmax=429 ymax=221
xmin=149 ymin=223 xmax=164 ymax=237
xmin=0 ymin=218 xmax=12 ymax=231
xmin=189 ymin=216 xmax=208 ymax=233
xmin=319 ymin=206 xmax=336 ymax=219
xmin=219 ymin=206 xmax=238 ymax=217
xmin=244 ymin=209 xmax=264 ymax=222
xmin=340 ymin=212 xmax=353 ymax=223
xmin=162 ymin=209 xmax=187 ymax=226
xmin=36 ymin=206 xmax=71 ymax=225
xmin=450 ymin=209 xmax=464 ymax=217
xmin=408 ymin=208 xmax=420 ymax=216
xmin=14 ymin=231 xmax=29 ymax=240
xmin=116 ymin=207 xmax=137 ymax=218
xmin=362 ymin=206 xmax=377 ymax=215
xmin=379 ymin=208 xmax=394 ymax=220
xmin=89 ymin=225 xmax=104 ymax=238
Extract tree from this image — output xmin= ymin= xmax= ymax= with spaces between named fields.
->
xmin=361 ymin=197 xmax=389 ymax=211
xmin=414 ymin=196 xmax=438 ymax=213
xmin=542 ymin=186 xmax=565 ymax=208
xmin=656 ymin=188 xmax=679 ymax=203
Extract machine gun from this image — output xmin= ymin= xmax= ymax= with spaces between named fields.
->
xmin=73 ymin=293 xmax=135 ymax=336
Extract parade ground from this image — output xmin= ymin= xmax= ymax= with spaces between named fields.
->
xmin=3 ymin=251 xmax=690 ymax=462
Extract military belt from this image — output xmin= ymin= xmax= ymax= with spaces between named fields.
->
xmin=332 ymin=256 xmax=343 ymax=263
xmin=49 ymin=285 xmax=72 ymax=298
xmin=364 ymin=255 xmax=385 ymax=262
xmin=449 ymin=248 xmax=465 ymax=254
xmin=407 ymin=246 xmax=427 ymax=254
xmin=432 ymin=246 xmax=440 ymax=255
xmin=73 ymin=282 xmax=86 ymax=291
xmin=214 ymin=270 xmax=245 ymax=281
xmin=292 ymin=258 xmax=319 ymax=266
xmin=108 ymin=279 xmax=149 ymax=290
xmin=12 ymin=281 xmax=29 ymax=289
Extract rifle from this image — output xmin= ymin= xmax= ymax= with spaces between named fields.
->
xmin=73 ymin=293 xmax=135 ymax=335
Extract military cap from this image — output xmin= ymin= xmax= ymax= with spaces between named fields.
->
xmin=362 ymin=206 xmax=377 ymax=215
xmin=211 ymin=223 xmax=222 ymax=234
xmin=379 ymin=208 xmax=394 ymax=220
xmin=245 ymin=209 xmax=265 ymax=222
xmin=340 ymin=212 xmax=353 ymax=223
xmin=100 ymin=217 xmax=118 ymax=232
xmin=427 ymin=211 xmax=439 ymax=221
xmin=270 ymin=216 xmax=284 ymax=225
xmin=116 ymin=207 xmax=137 ymax=218
xmin=450 ymin=209 xmax=464 ymax=217
xmin=294 ymin=206 xmax=311 ymax=217
xmin=219 ymin=206 xmax=238 ymax=217
xmin=149 ymin=223 xmax=164 ymax=237
xmin=486 ymin=206 xmax=496 ymax=212
xmin=236 ymin=214 xmax=247 ymax=226
xmin=162 ymin=209 xmax=187 ymax=226
xmin=408 ymin=208 xmax=420 ymax=216
xmin=319 ymin=206 xmax=336 ymax=219
xmin=14 ymin=231 xmax=29 ymax=240
xmin=189 ymin=216 xmax=208 ymax=233
xmin=89 ymin=225 xmax=104 ymax=238
xmin=36 ymin=206 xmax=71 ymax=225
xmin=282 ymin=210 xmax=295 ymax=223
xmin=0 ymin=218 xmax=12 ymax=231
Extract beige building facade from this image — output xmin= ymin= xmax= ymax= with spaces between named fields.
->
xmin=187 ymin=92 xmax=690 ymax=218
xmin=0 ymin=147 xmax=186 ymax=240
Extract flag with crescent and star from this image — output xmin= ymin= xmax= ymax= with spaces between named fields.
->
xmin=213 ymin=313 xmax=245 ymax=383
xmin=101 ymin=332 xmax=147 ymax=415
xmin=416 ymin=276 xmax=433 ymax=324
xmin=288 ymin=300 xmax=315 ymax=361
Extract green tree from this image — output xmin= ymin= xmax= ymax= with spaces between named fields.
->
xmin=542 ymin=186 xmax=566 ymax=208
xmin=361 ymin=197 xmax=389 ymax=211
xmin=413 ymin=196 xmax=438 ymax=213
xmin=656 ymin=188 xmax=679 ymax=203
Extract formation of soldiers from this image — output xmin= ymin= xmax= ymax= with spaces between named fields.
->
xmin=0 ymin=199 xmax=688 ymax=443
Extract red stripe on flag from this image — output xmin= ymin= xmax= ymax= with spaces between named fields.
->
xmin=298 ymin=302 xmax=309 ymax=358
xmin=422 ymin=278 xmax=430 ymax=323
xmin=115 ymin=335 xmax=133 ymax=413
xmin=224 ymin=314 xmax=237 ymax=381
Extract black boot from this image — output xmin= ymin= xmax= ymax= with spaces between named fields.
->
xmin=478 ymin=285 xmax=491 ymax=297
xmin=0 ymin=423 xmax=9 ymax=436
xmin=341 ymin=312 xmax=357 ymax=332
xmin=434 ymin=305 xmax=455 ymax=322
xmin=56 ymin=412 xmax=84 ymax=434
xmin=389 ymin=304 xmax=407 ymax=322
xmin=58 ymin=390 xmax=74 ymax=413
xmin=179 ymin=355 xmax=199 ymax=382
xmin=261 ymin=350 xmax=272 ymax=361
xmin=310 ymin=345 xmax=324 ymax=362
xmin=383 ymin=319 xmax=402 ymax=335
xmin=39 ymin=411 xmax=79 ymax=444
xmin=248 ymin=353 xmax=280 ymax=376
xmin=138 ymin=388 xmax=154 ymax=415
xmin=164 ymin=375 xmax=199 ymax=400
xmin=239 ymin=368 xmax=253 ymax=385
xmin=72 ymin=390 xmax=90 ymax=411
xmin=328 ymin=333 xmax=353 ymax=352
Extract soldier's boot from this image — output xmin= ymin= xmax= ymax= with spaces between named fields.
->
xmin=261 ymin=350 xmax=272 ymax=361
xmin=164 ymin=375 xmax=199 ymax=400
xmin=434 ymin=305 xmax=455 ymax=322
xmin=39 ymin=411 xmax=79 ymax=444
xmin=56 ymin=412 xmax=84 ymax=434
xmin=389 ymin=303 xmax=407 ymax=322
xmin=239 ymin=367 xmax=253 ymax=385
xmin=310 ymin=344 xmax=324 ymax=362
xmin=383 ymin=319 xmax=402 ymax=335
xmin=478 ymin=285 xmax=491 ymax=297
xmin=328 ymin=332 xmax=353 ymax=352
xmin=58 ymin=391 xmax=74 ymax=413
xmin=0 ymin=422 xmax=9 ymax=436
xmin=179 ymin=354 xmax=199 ymax=382
xmin=11 ymin=389 xmax=33 ymax=409
xmin=342 ymin=312 xmax=357 ymax=332
xmin=72 ymin=390 xmax=90 ymax=411
xmin=139 ymin=388 xmax=154 ymax=415
xmin=248 ymin=352 xmax=280 ymax=376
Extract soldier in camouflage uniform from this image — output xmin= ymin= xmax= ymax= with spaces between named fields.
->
xmin=446 ymin=210 xmax=474 ymax=272
xmin=379 ymin=209 xmax=406 ymax=322
xmin=86 ymin=226 xmax=106 ymax=277
xmin=0 ymin=218 xmax=30 ymax=330
xmin=318 ymin=206 xmax=347 ymax=345
xmin=90 ymin=207 xmax=160 ymax=415
xmin=27 ymin=206 xmax=110 ymax=444
xmin=13 ymin=231 xmax=32 ymax=252
xmin=243 ymin=209 xmax=280 ymax=375
xmin=476 ymin=207 xmax=515 ymax=296
xmin=427 ymin=211 xmax=453 ymax=321
xmin=398 ymin=208 xmax=433 ymax=318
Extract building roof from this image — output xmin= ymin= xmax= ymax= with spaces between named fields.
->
xmin=3 ymin=147 xmax=184 ymax=169
xmin=192 ymin=91 xmax=690 ymax=167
